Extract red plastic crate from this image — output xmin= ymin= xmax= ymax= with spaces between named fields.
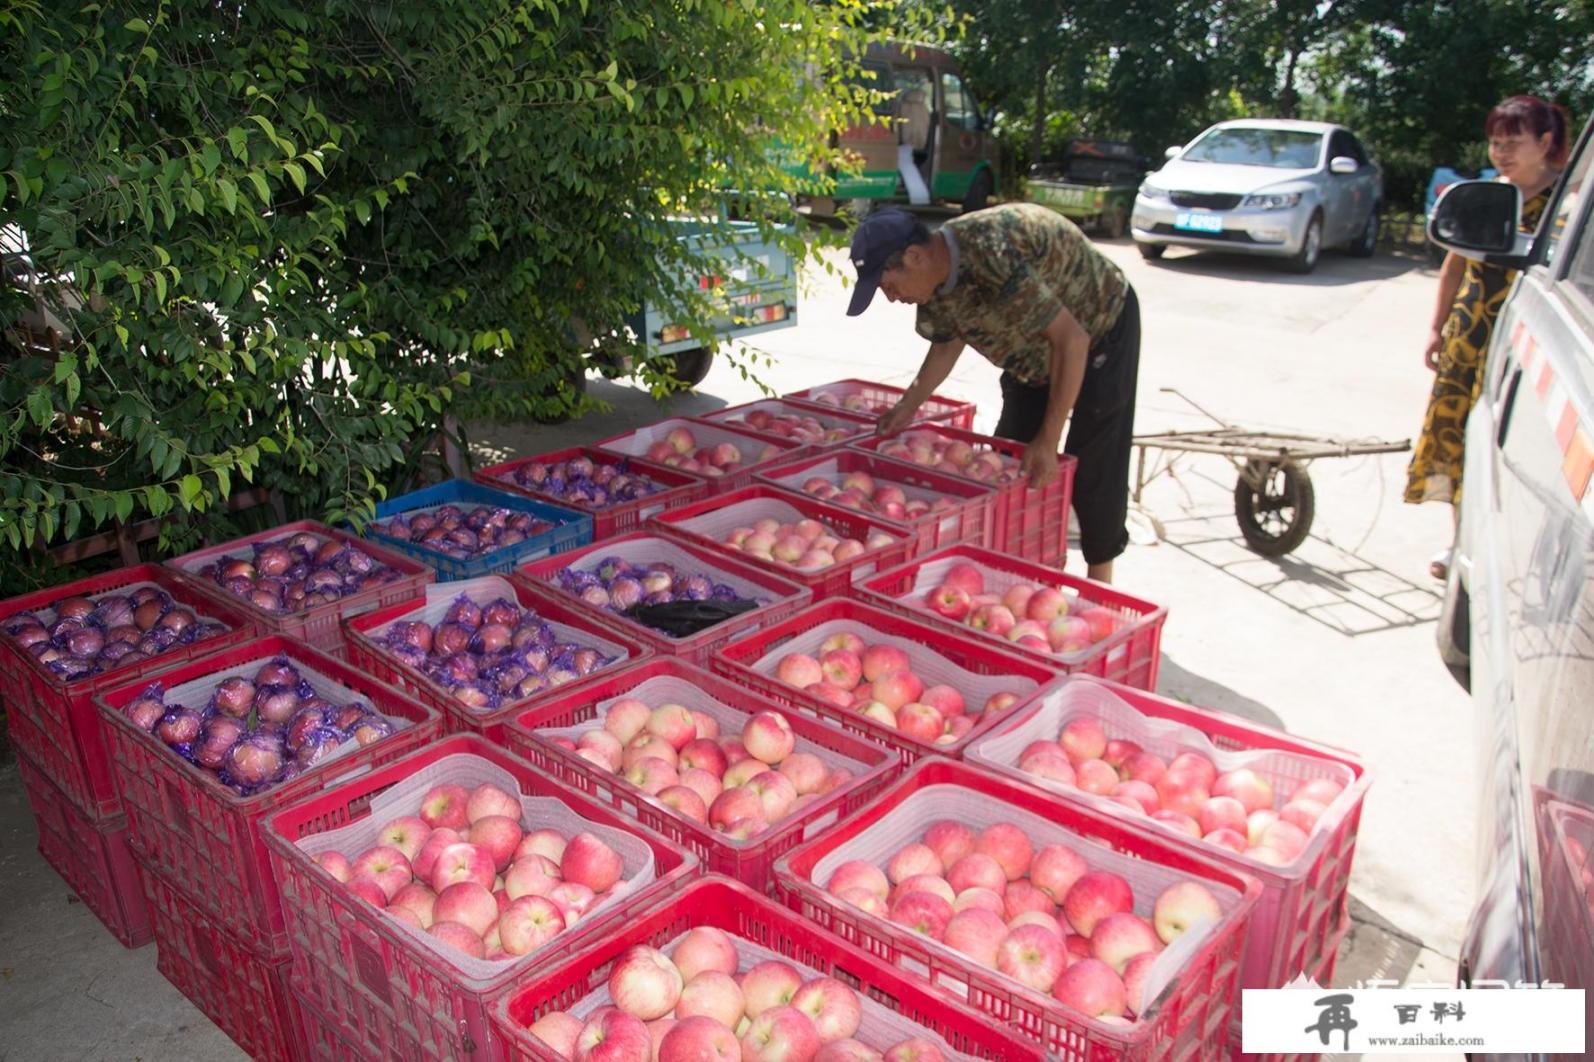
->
xmin=135 ymin=852 xmax=303 ymax=1062
xmin=262 ymin=734 xmax=698 ymax=1062
xmin=852 ymin=422 xmax=1078 ymax=568
xmin=292 ymin=989 xmax=366 ymax=1062
xmin=1232 ymin=917 xmax=1350 ymax=1062
xmin=700 ymin=398 xmax=876 ymax=455
xmin=166 ymin=519 xmax=433 ymax=659
xmin=857 ymin=543 xmax=1168 ymax=690
xmin=501 ymin=656 xmax=901 ymax=892
xmin=967 ymin=675 xmax=1370 ymax=995
xmin=0 ymin=564 xmax=256 ymax=820
xmin=593 ymin=417 xmax=801 ymax=494
xmin=711 ymin=597 xmax=1060 ymax=762
xmin=475 ymin=446 xmax=709 ymax=540
xmin=755 ymin=449 xmax=995 ymax=556
xmin=774 ymin=758 xmax=1263 ymax=1060
xmin=782 ymin=377 xmax=977 ymax=430
xmin=648 ymin=484 xmax=913 ymax=599
xmin=94 ymin=634 xmax=445 ymax=958
xmin=492 ymin=875 xmax=1046 ymax=1061
xmin=514 ymin=531 xmax=812 ymax=664
xmin=14 ymin=746 xmax=152 ymax=948
xmin=343 ymin=577 xmax=650 ymax=739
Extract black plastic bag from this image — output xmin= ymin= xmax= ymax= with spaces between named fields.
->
xmin=623 ymin=598 xmax=760 ymax=637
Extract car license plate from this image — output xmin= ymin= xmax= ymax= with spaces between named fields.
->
xmin=1174 ymin=212 xmax=1223 ymax=233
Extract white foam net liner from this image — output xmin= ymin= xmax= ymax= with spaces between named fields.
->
xmin=555 ymin=931 xmax=983 ymax=1059
xmin=295 ymin=751 xmax=656 ymax=983
xmin=969 ymin=680 xmax=1358 ymax=869
xmin=538 ymin=674 xmax=871 ymax=843
xmin=762 ymin=456 xmax=947 ymax=507
xmin=365 ymin=576 xmax=635 ymax=711
xmin=807 ymin=783 xmax=1244 ymax=1024
xmin=746 ymin=616 xmax=1041 ymax=712
xmin=157 ymin=652 xmax=411 ymax=780
xmin=883 ymin=553 xmax=1142 ymax=666
xmin=599 ymin=419 xmax=793 ymax=465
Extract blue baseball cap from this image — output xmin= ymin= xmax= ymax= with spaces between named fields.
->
xmin=847 ymin=208 xmax=930 ymax=316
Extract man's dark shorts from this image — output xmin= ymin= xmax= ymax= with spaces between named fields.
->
xmin=993 ymin=285 xmax=1141 ymax=566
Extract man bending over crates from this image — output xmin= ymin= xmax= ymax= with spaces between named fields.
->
xmin=846 ymin=204 xmax=1142 ymax=583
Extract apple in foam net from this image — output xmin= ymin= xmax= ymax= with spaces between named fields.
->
xmin=922 ymin=820 xmax=975 ymax=867
xmin=561 ymin=832 xmax=623 ymax=893
xmin=660 ymin=1015 xmax=741 ymax=1062
xmin=378 ymin=816 xmax=433 ymax=863
xmin=428 ymin=920 xmax=486 ymax=958
xmin=675 ymin=970 xmax=745 ymax=1028
xmin=894 ymin=874 xmax=955 ymax=906
xmin=1058 ymin=717 xmax=1108 ymax=764
xmin=657 ymin=785 xmax=709 ymax=824
xmin=467 ymin=783 xmax=521 ymax=825
xmin=434 ymin=881 xmax=498 ymax=936
xmin=742 ymin=711 xmax=796 ymax=765
xmin=924 ymin=584 xmax=971 ymax=621
xmin=740 ymin=959 xmax=803 ymax=1017
xmin=775 ymin=653 xmax=824 ymax=690
xmin=389 ymin=882 xmax=437 ymax=928
xmin=827 ymin=860 xmax=890 ymax=902
xmin=741 ymin=1003 xmax=821 ymax=1062
xmin=315 ymin=850 xmax=353 ymax=883
xmin=577 ymin=1006 xmax=651 ymax=1062
xmin=468 ymin=815 xmax=525 ymax=872
xmin=1212 ymin=768 xmax=1274 ymax=815
xmin=499 ymin=895 xmax=566 ymax=955
xmin=672 ymin=925 xmax=740 ymax=982
xmin=791 ymin=976 xmax=863 ymax=1043
xmin=946 ymin=853 xmax=1007 ymax=895
xmin=1052 ymin=958 xmax=1126 ymax=1018
xmin=1063 ymin=870 xmax=1134 ymax=937
xmin=609 ymin=944 xmax=683 ymax=1021
xmin=419 ymin=783 xmax=470 ymax=831
xmin=942 ymin=907 xmax=1007 ymax=966
xmin=605 ymin=698 xmax=652 ymax=744
xmin=886 ymin=842 xmax=943 ymax=885
xmin=973 ymin=822 xmax=1033 ymax=881
xmin=1090 ymin=911 xmax=1162 ymax=973
xmin=889 ymin=889 xmax=954 ymax=939
xmin=504 ymin=853 xmax=561 ymax=900
xmin=997 ymin=923 xmax=1068 ymax=993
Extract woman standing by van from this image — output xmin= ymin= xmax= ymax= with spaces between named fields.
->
xmin=1407 ymin=95 xmax=1569 ymax=580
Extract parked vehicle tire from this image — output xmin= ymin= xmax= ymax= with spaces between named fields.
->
xmin=1350 ymin=206 xmax=1379 ymax=258
xmin=961 ymin=170 xmax=993 ymax=213
xmin=1102 ymin=204 xmax=1128 ymax=239
xmin=1234 ymin=460 xmax=1315 ymax=556
xmin=1136 ymin=241 xmax=1165 ymax=261
xmin=1287 ymin=212 xmax=1323 ymax=274
xmin=1436 ymin=556 xmax=1472 ymax=686
xmin=669 ymin=347 xmax=714 ymax=389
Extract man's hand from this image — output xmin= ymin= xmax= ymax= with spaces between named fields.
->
xmin=875 ymin=398 xmax=919 ymax=437
xmin=1021 ymin=438 xmax=1060 ymax=489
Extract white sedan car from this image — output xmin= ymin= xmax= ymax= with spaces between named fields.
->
xmin=1131 ymin=119 xmax=1383 ymax=273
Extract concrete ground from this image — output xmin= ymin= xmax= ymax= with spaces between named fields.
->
xmin=0 ymin=226 xmax=1472 ymax=1060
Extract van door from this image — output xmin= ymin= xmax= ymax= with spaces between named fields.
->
xmin=1479 ymin=133 xmax=1594 ymax=1034
xmin=931 ymin=70 xmax=984 ymax=201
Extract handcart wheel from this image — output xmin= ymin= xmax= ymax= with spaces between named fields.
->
xmin=1233 ymin=459 xmax=1315 ymax=557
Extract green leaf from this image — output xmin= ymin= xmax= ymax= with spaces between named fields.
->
xmin=53 ymin=352 xmax=78 ymax=383
xmin=65 ymin=373 xmax=80 ymax=408
xmin=354 ymin=199 xmax=371 ymax=224
xmin=152 ymin=270 xmax=166 ymax=305
xmin=247 ymin=171 xmax=270 ymax=205
xmin=283 ymin=161 xmax=306 ymax=194
xmin=114 ymin=491 xmax=134 ymax=523
xmin=26 ymin=388 xmax=52 ymax=429
xmin=217 ymin=177 xmax=237 ymax=213
xmin=227 ymin=126 xmax=248 ymax=161
xmin=200 ymin=141 xmax=221 ymax=175
xmin=124 ymin=17 xmax=150 ymax=33
xmin=179 ymin=474 xmax=203 ymax=507
xmin=213 ymin=466 xmax=231 ymax=500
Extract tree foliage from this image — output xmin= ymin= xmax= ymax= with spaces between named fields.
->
xmin=0 ymin=0 xmax=899 ymax=577
xmin=934 ymin=0 xmax=1592 ymax=205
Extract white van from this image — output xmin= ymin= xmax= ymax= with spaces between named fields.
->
xmin=1430 ymin=115 xmax=1594 ymax=1056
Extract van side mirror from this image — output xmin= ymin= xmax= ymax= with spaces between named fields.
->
xmin=1428 ymin=181 xmax=1530 ymax=261
xmin=1329 ymin=156 xmax=1358 ymax=175
xmin=1164 ymin=145 xmax=1182 ymax=161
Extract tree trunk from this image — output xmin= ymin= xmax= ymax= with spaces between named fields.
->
xmin=1029 ymin=60 xmax=1052 ymax=164
xmin=1280 ymin=44 xmax=1300 ymax=117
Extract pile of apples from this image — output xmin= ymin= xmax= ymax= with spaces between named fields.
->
xmin=793 ymin=470 xmax=959 ymax=524
xmin=373 ymin=504 xmax=552 ymax=560
xmin=807 ymin=389 xmax=893 ymax=416
xmin=638 ymin=426 xmax=782 ymax=479
xmin=825 ymin=819 xmax=1224 ymax=1021
xmin=773 ymin=635 xmax=1025 ymax=746
xmin=876 ymin=431 xmax=1023 ymax=485
xmin=523 ymin=928 xmax=953 ymax=1061
xmin=4 ymin=586 xmax=226 ymax=682
xmin=549 ymin=701 xmax=853 ymax=841
xmin=1018 ymin=716 xmax=1346 ymax=866
xmin=506 ymin=455 xmax=668 ymax=510
xmin=920 ymin=562 xmax=1121 ymax=657
xmin=194 ymin=530 xmax=404 ymax=615
xmin=716 ymin=516 xmax=896 ymax=574
xmin=723 ymin=407 xmax=859 ymax=445
xmin=314 ymin=780 xmax=629 ymax=962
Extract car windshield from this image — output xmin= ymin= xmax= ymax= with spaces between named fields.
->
xmin=1183 ymin=129 xmax=1323 ymax=169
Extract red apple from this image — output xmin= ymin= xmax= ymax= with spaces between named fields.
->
xmin=1051 ymin=958 xmax=1126 ymax=1018
xmin=609 ymin=945 xmax=683 ymax=1021
xmin=791 ymin=976 xmax=863 ymax=1043
xmin=351 ymin=845 xmax=412 ymax=901
xmin=675 ymin=970 xmax=745 ymax=1028
xmin=499 ymin=895 xmax=565 ymax=955
xmin=427 ymin=920 xmax=485 ymax=959
xmin=659 ymin=1015 xmax=741 ymax=1062
xmin=434 ymin=881 xmax=499 ymax=936
xmin=973 ymin=822 xmax=1033 ymax=881
xmin=1062 ymin=870 xmax=1133 ymax=937
xmin=1152 ymin=880 xmax=1222 ymax=944
xmin=467 ymin=783 xmax=521 ymax=824
xmin=740 ymin=959 xmax=803 ymax=1017
xmin=1090 ymin=911 xmax=1161 ymax=972
xmin=997 ymin=923 xmax=1068 ymax=992
xmin=575 ymin=1006 xmax=651 ymax=1062
xmin=740 ymin=1003 xmax=821 ymax=1062
xmin=419 ymin=783 xmax=470 ymax=831
xmin=942 ymin=907 xmax=1007 ymax=966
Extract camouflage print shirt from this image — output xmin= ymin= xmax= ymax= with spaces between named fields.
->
xmin=916 ymin=203 xmax=1128 ymax=385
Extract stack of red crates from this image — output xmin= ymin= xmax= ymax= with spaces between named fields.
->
xmin=93 ymin=635 xmax=445 ymax=1061
xmin=0 ymin=564 xmax=256 ymax=948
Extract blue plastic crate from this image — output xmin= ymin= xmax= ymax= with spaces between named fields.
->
xmin=363 ymin=479 xmax=592 ymax=579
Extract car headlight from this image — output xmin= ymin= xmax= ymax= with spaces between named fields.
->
xmin=1242 ymin=192 xmax=1302 ymax=210
xmin=1138 ymin=182 xmax=1168 ymax=201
